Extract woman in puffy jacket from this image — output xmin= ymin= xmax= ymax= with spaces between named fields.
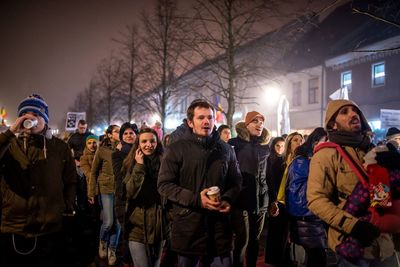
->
xmin=285 ymin=127 xmax=327 ymax=267
xmin=122 ymin=128 xmax=166 ymax=267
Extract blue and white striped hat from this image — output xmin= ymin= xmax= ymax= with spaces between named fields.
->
xmin=17 ymin=94 xmax=49 ymax=124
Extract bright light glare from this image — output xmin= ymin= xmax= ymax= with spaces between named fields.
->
xmin=264 ymin=86 xmax=281 ymax=105
xmin=233 ymin=112 xmax=243 ymax=120
xmin=165 ymin=117 xmax=181 ymax=130
xmin=152 ymin=114 xmax=161 ymax=123
xmin=369 ymin=120 xmax=381 ymax=130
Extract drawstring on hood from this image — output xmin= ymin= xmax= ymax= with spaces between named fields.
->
xmin=20 ymin=125 xmax=52 ymax=159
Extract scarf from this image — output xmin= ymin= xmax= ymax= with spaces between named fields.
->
xmin=121 ymin=142 xmax=133 ymax=155
xmin=328 ymin=130 xmax=372 ymax=152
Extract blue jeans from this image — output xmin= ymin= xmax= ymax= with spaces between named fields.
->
xmin=129 ymin=240 xmax=163 ymax=267
xmin=338 ymin=254 xmax=397 ymax=267
xmin=99 ymin=194 xmax=121 ymax=250
xmin=177 ymin=254 xmax=232 ymax=267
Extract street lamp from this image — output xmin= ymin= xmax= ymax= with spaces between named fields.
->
xmin=263 ymin=86 xmax=281 ymax=105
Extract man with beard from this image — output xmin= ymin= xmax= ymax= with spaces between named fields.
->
xmin=158 ymin=99 xmax=242 ymax=267
xmin=0 ymin=94 xmax=76 ymax=267
xmin=307 ymin=99 xmax=397 ymax=266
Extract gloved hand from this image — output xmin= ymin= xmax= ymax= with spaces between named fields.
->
xmin=376 ymin=142 xmax=400 ymax=170
xmin=350 ymin=220 xmax=380 ymax=247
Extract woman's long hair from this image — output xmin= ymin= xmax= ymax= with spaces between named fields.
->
xmin=122 ymin=127 xmax=163 ymax=175
xmin=283 ymin=132 xmax=303 ymax=164
xmin=101 ymin=124 xmax=119 ymax=145
xmin=269 ymin=137 xmax=285 ymax=159
xmin=295 ymin=127 xmax=327 ymax=158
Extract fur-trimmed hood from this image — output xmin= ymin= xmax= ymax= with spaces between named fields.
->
xmin=235 ymin=121 xmax=271 ymax=145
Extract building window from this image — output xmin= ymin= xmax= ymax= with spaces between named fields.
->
xmin=341 ymin=70 xmax=352 ymax=91
xmin=292 ymin=82 xmax=301 ymax=107
xmin=372 ymin=62 xmax=385 ymax=87
xmin=308 ymin=78 xmax=319 ymax=104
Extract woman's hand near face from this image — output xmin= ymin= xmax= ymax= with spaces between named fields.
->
xmin=135 ymin=148 xmax=144 ymax=165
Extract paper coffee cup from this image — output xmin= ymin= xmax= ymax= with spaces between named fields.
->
xmin=207 ymin=186 xmax=220 ymax=202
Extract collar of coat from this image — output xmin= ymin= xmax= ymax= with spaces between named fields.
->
xmin=83 ymin=147 xmax=95 ymax=156
xmin=235 ymin=121 xmax=270 ymax=145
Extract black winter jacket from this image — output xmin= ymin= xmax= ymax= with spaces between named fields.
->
xmin=266 ymin=153 xmax=285 ymax=202
xmin=112 ymin=144 xmax=131 ymax=201
xmin=0 ymin=130 xmax=76 ymax=237
xmin=67 ymin=131 xmax=92 ymax=157
xmin=158 ymin=130 xmax=242 ymax=256
xmin=229 ymin=122 xmax=270 ymax=214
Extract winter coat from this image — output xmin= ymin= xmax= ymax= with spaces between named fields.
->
xmin=228 ymin=122 xmax=270 ymax=214
xmin=308 ymin=147 xmax=394 ymax=259
xmin=266 ymin=153 xmax=285 ymax=202
xmin=307 ymin=99 xmax=394 ymax=260
xmin=158 ymin=130 xmax=242 ymax=256
xmin=88 ymin=139 xmax=116 ymax=197
xmin=167 ymin=120 xmax=189 ymax=145
xmin=68 ymin=131 xmax=92 ymax=157
xmin=285 ymin=155 xmax=327 ymax=249
xmin=286 ymin=156 xmax=313 ymax=217
xmin=112 ymin=148 xmax=129 ymax=200
xmin=124 ymin=156 xmax=166 ymax=245
xmin=0 ymin=129 xmax=76 ymax=237
xmin=80 ymin=148 xmax=95 ymax=184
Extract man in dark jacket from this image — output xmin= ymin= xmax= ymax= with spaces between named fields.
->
xmin=0 ymin=94 xmax=76 ymax=267
xmin=68 ymin=119 xmax=93 ymax=158
xmin=158 ymin=99 xmax=242 ymax=267
xmin=228 ymin=111 xmax=270 ymax=267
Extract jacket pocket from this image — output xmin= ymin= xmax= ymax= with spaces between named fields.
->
xmin=129 ymin=207 xmax=144 ymax=228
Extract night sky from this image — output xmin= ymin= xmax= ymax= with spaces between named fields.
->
xmin=0 ymin=0 xmax=333 ymax=130
xmin=0 ymin=0 xmax=152 ymax=129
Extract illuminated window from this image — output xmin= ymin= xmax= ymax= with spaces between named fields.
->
xmin=292 ymin=82 xmax=301 ymax=107
xmin=372 ymin=62 xmax=385 ymax=87
xmin=308 ymin=78 xmax=319 ymax=104
xmin=341 ymin=71 xmax=352 ymax=91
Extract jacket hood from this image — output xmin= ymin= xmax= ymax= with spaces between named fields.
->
xmin=325 ymin=99 xmax=371 ymax=132
xmin=235 ymin=121 xmax=271 ymax=145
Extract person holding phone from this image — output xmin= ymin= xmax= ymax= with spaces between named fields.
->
xmin=122 ymin=127 xmax=166 ymax=267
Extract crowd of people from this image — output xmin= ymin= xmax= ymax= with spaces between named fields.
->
xmin=0 ymin=94 xmax=400 ymax=267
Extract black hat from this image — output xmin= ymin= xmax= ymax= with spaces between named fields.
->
xmin=120 ymin=122 xmax=139 ymax=141
xmin=386 ymin=127 xmax=400 ymax=140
